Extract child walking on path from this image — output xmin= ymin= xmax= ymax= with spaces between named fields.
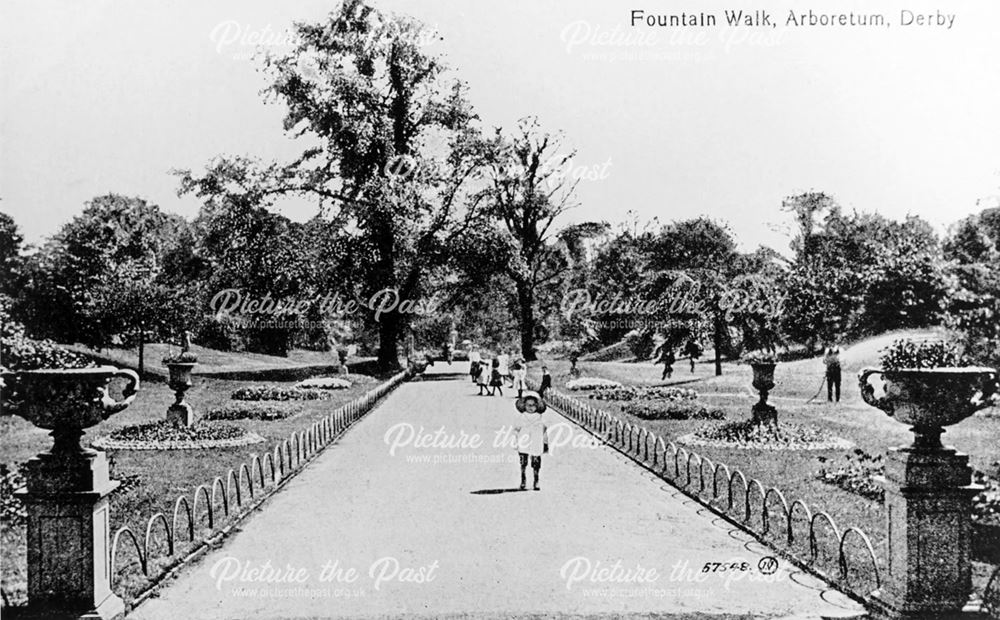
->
xmin=513 ymin=391 xmax=549 ymax=491
xmin=490 ymin=358 xmax=504 ymax=396
xmin=477 ymin=358 xmax=490 ymax=395
xmin=512 ymin=359 xmax=527 ymax=398
xmin=539 ymin=366 xmax=552 ymax=398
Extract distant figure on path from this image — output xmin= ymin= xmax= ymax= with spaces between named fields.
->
xmin=683 ymin=339 xmax=702 ymax=373
xmin=513 ymin=391 xmax=549 ymax=491
xmin=539 ymin=365 xmax=552 ymax=398
xmin=469 ymin=347 xmax=481 ymax=383
xmin=512 ymin=359 xmax=527 ymax=398
xmin=444 ymin=342 xmax=454 ymax=365
xmin=477 ymin=359 xmax=490 ymax=395
xmin=497 ymin=351 xmax=511 ymax=386
xmin=656 ymin=346 xmax=676 ymax=380
xmin=824 ymin=345 xmax=842 ymax=403
xmin=490 ymin=359 xmax=504 ymax=396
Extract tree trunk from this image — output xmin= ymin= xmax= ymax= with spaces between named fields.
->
xmin=138 ymin=332 xmax=145 ymax=376
xmin=377 ymin=311 xmax=402 ymax=371
xmin=515 ymin=278 xmax=537 ymax=361
xmin=713 ymin=312 xmax=724 ymax=376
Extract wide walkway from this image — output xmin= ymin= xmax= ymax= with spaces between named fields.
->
xmin=131 ymin=363 xmax=866 ymax=619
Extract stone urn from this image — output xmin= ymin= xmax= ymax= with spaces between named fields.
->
xmin=858 ymin=366 xmax=998 ymax=448
xmin=750 ymin=362 xmax=777 ymax=426
xmin=0 ymin=366 xmax=139 ymax=474
xmin=858 ymin=365 xmax=998 ymax=618
xmin=165 ymin=361 xmax=197 ymax=427
xmin=0 ymin=365 xmax=139 ymax=618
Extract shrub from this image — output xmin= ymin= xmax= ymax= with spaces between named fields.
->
xmin=566 ymin=377 xmax=623 ymax=391
xmin=294 ymin=377 xmax=351 ymax=390
xmin=204 ymin=402 xmax=302 ymax=421
xmin=973 ymin=466 xmax=1000 ymax=526
xmin=625 ymin=329 xmax=656 ymax=360
xmin=231 ymin=385 xmax=337 ymax=401
xmin=0 ymin=463 xmax=26 ymax=524
xmin=879 ymin=338 xmax=969 ymax=370
xmin=1 ymin=303 xmax=94 ymax=371
xmin=622 ymin=400 xmax=724 ymax=420
xmin=815 ymin=449 xmax=885 ymax=502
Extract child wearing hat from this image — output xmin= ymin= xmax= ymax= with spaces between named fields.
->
xmin=513 ymin=391 xmax=549 ymax=490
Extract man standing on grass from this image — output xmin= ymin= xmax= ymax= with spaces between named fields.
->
xmin=824 ymin=345 xmax=842 ymax=402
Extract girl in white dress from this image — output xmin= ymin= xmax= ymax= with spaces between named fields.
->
xmin=513 ymin=391 xmax=549 ymax=490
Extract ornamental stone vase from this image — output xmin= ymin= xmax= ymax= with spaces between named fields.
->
xmin=0 ymin=365 xmax=140 ymax=619
xmin=165 ymin=362 xmax=197 ymax=427
xmin=750 ymin=362 xmax=777 ymax=426
xmin=858 ymin=365 xmax=998 ymax=619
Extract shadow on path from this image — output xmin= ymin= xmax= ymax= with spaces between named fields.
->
xmin=469 ymin=488 xmax=529 ymax=495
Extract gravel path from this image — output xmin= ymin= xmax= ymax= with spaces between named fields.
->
xmin=130 ymin=363 xmax=866 ymax=619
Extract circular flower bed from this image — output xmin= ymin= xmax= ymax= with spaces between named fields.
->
xmin=92 ymin=421 xmax=265 ymax=450
xmin=294 ymin=377 xmax=351 ymax=390
xmin=566 ymin=377 xmax=623 ymax=391
xmin=590 ymin=386 xmax=699 ymax=402
xmin=204 ymin=402 xmax=302 ymax=421
xmin=677 ymin=421 xmax=852 ymax=451
xmin=231 ymin=385 xmax=338 ymax=401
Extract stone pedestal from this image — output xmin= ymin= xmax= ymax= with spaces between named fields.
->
xmin=15 ymin=449 xmax=124 ymax=620
xmin=166 ymin=401 xmax=194 ymax=427
xmin=871 ymin=445 xmax=980 ymax=619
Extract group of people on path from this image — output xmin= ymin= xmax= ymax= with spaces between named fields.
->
xmin=653 ymin=338 xmax=703 ymax=380
xmin=469 ymin=348 xmax=532 ymax=397
xmin=465 ymin=344 xmax=553 ymax=490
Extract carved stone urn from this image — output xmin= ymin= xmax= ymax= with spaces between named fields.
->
xmin=750 ymin=362 xmax=777 ymax=426
xmin=0 ymin=365 xmax=139 ymax=619
xmin=858 ymin=365 xmax=998 ymax=618
xmin=858 ymin=366 xmax=998 ymax=449
xmin=165 ymin=361 xmax=197 ymax=427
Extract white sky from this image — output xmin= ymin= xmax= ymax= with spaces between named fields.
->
xmin=2 ymin=0 xmax=998 ymax=254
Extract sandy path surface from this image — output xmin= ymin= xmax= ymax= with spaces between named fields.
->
xmin=130 ymin=363 xmax=865 ymax=619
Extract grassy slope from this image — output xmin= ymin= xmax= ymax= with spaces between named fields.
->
xmin=527 ymin=329 xmax=1000 ymax=597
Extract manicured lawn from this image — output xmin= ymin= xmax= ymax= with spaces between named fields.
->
xmin=0 ymin=370 xmax=396 ymax=606
xmin=527 ymin=350 xmax=1000 ymax=599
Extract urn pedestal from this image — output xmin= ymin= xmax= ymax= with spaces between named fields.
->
xmin=1 ymin=367 xmax=139 ymax=620
xmin=870 ymin=446 xmax=980 ymax=619
xmin=859 ymin=366 xmax=998 ymax=619
xmin=165 ymin=362 xmax=196 ymax=428
xmin=750 ymin=362 xmax=777 ymax=426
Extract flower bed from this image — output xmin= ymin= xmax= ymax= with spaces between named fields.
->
xmin=815 ymin=450 xmax=885 ymax=502
xmin=204 ymin=402 xmax=303 ymax=421
xmin=294 ymin=377 xmax=352 ymax=390
xmin=231 ymin=385 xmax=338 ymax=401
xmin=566 ymin=377 xmax=623 ymax=391
xmin=589 ymin=386 xmax=699 ymax=402
xmin=622 ymin=400 xmax=724 ymax=421
xmin=92 ymin=421 xmax=265 ymax=450
xmin=679 ymin=420 xmax=852 ymax=450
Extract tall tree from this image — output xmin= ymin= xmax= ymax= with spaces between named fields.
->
xmin=178 ymin=0 xmax=489 ymax=370
xmin=483 ymin=117 xmax=578 ymax=360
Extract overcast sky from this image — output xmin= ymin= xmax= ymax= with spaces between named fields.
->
xmin=2 ymin=0 xmax=998 ymax=254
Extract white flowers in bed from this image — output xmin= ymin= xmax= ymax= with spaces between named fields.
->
xmin=294 ymin=377 xmax=352 ymax=390
xmin=565 ymin=377 xmax=623 ymax=391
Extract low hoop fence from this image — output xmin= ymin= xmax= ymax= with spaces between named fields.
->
xmin=109 ymin=369 xmax=410 ymax=605
xmin=533 ymin=383 xmax=883 ymax=606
